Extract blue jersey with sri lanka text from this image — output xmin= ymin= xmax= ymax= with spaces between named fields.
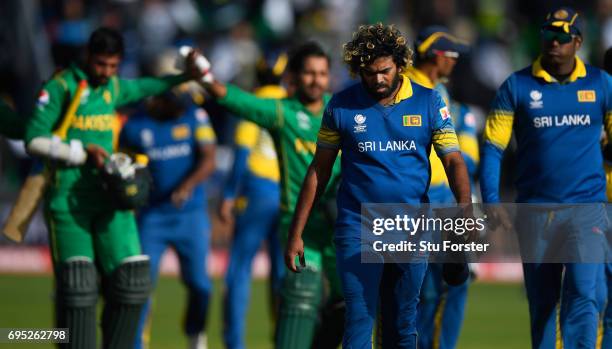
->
xmin=317 ymin=75 xmax=460 ymax=233
xmin=120 ymin=104 xmax=216 ymax=212
xmin=480 ymin=56 xmax=612 ymax=203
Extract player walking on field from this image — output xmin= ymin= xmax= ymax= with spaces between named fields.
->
xmin=120 ymin=89 xmax=217 ymax=349
xmin=286 ymin=23 xmax=471 ymax=348
xmin=480 ymin=7 xmax=612 ymax=349
xmin=405 ymin=26 xmax=476 ymax=349
xmin=23 ymin=27 xmax=201 ymax=349
xmin=195 ymin=42 xmax=344 ymax=348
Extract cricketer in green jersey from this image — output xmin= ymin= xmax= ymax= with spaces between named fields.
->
xmin=197 ymin=42 xmax=344 ymax=349
xmin=23 ymin=28 xmax=201 ymax=349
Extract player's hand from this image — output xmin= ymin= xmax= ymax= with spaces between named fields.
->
xmin=285 ymin=234 xmax=305 ymax=273
xmin=183 ymin=49 xmax=214 ymax=84
xmin=171 ymin=184 xmax=193 ymax=208
xmin=86 ymin=144 xmax=108 ymax=169
xmin=218 ymin=198 xmax=235 ymax=224
xmin=485 ymin=205 xmax=513 ymax=232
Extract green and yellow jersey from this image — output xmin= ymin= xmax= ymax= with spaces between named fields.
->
xmin=25 ymin=63 xmax=187 ymax=211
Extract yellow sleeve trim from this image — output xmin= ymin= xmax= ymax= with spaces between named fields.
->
xmin=317 ymin=125 xmax=341 ymax=147
xmin=235 ymin=121 xmax=259 ymax=148
xmin=458 ymin=133 xmax=480 ymax=164
xmin=196 ymin=126 xmax=216 ymax=142
xmin=432 ymin=129 xmax=460 ymax=155
xmin=483 ymin=111 xmax=514 ymax=150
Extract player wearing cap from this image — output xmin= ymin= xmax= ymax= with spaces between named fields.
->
xmin=120 ymin=87 xmax=216 ymax=349
xmin=403 ymin=26 xmax=477 ymax=349
xmin=195 ymin=42 xmax=344 ymax=349
xmin=286 ymin=23 xmax=471 ymax=348
xmin=480 ymin=7 xmax=612 ymax=348
xmin=219 ymin=52 xmax=287 ymax=349
xmin=23 ymin=27 xmax=201 ymax=349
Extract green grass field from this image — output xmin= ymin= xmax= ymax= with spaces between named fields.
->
xmin=0 ymin=274 xmax=530 ymax=348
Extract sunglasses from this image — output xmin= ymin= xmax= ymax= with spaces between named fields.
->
xmin=541 ymin=29 xmax=574 ymax=44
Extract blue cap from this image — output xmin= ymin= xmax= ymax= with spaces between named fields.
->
xmin=414 ymin=26 xmax=469 ymax=58
xmin=542 ymin=7 xmax=582 ymax=36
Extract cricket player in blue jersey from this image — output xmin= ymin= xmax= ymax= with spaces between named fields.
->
xmin=120 ymin=90 xmax=217 ymax=349
xmin=404 ymin=26 xmax=478 ymax=349
xmin=219 ymin=54 xmax=287 ymax=349
xmin=480 ymin=7 xmax=612 ymax=348
xmin=285 ymin=23 xmax=472 ymax=348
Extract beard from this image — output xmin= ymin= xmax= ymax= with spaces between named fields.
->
xmin=363 ymin=73 xmax=401 ymax=100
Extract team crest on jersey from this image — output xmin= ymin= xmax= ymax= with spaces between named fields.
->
xmin=141 ymin=129 xmax=154 ymax=147
xmin=172 ymin=124 xmax=191 ymax=140
xmin=353 ymin=114 xmax=367 ymax=133
xmin=37 ymin=90 xmax=49 ymax=108
xmin=402 ymin=115 xmax=421 ymax=127
xmin=439 ymin=107 xmax=450 ymax=120
xmin=577 ymin=90 xmax=596 ymax=102
xmin=529 ymin=90 xmax=543 ymax=109
xmin=297 ymin=111 xmax=311 ymax=130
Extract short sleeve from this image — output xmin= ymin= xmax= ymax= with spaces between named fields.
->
xmin=430 ymin=90 xmax=460 ymax=156
xmin=234 ymin=121 xmax=259 ymax=149
xmin=193 ymin=107 xmax=216 ymax=144
xmin=317 ymin=96 xmax=341 ymax=150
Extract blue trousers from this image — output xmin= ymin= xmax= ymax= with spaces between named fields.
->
xmin=134 ymin=208 xmax=212 ymax=349
xmin=419 ymin=185 xmax=468 ymax=349
xmin=223 ymin=177 xmax=284 ymax=349
xmin=516 ymin=205 xmax=607 ymax=349
xmin=417 ymin=263 xmax=468 ymax=349
xmin=336 ymin=237 xmax=427 ymax=349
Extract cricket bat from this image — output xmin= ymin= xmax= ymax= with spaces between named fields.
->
xmin=3 ymin=80 xmax=88 ymax=242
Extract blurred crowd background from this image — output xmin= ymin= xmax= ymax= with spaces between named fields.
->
xmin=1 ymin=0 xmax=611 ymax=246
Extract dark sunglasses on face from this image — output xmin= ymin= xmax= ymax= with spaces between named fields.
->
xmin=540 ymin=29 xmax=574 ymax=44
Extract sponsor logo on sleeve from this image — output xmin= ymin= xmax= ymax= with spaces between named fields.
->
xmin=439 ymin=107 xmax=451 ymax=120
xmin=37 ymin=90 xmax=49 ymax=108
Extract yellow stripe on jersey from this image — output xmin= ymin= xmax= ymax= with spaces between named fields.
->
xmin=458 ymin=132 xmax=480 ymax=163
xmin=404 ymin=66 xmax=435 ymax=89
xmin=235 ymin=121 xmax=259 ymax=148
xmin=604 ymin=111 xmax=612 ymax=143
xmin=483 ymin=111 xmax=514 ymax=150
xmin=429 ymin=150 xmax=448 ymax=186
xmin=532 ymin=56 xmax=586 ymax=84
xmin=317 ymin=125 xmax=341 ymax=148
xmin=394 ymin=74 xmax=414 ymax=104
xmin=432 ymin=129 xmax=460 ymax=155
xmin=234 ymin=121 xmax=279 ymax=183
xmin=195 ymin=125 xmax=216 ymax=143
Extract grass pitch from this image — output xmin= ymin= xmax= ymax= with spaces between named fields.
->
xmin=0 ymin=274 xmax=529 ymax=348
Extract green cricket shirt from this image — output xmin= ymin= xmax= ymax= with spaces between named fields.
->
xmin=25 ymin=64 xmax=187 ymax=211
